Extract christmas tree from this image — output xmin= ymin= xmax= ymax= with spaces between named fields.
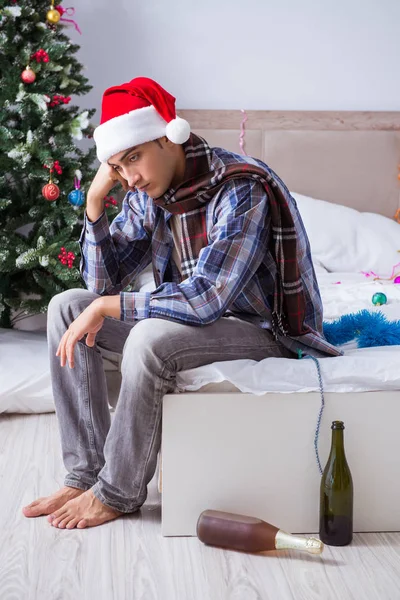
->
xmin=0 ymin=1 xmax=115 ymax=328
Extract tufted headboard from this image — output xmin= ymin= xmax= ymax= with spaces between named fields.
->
xmin=177 ymin=110 xmax=400 ymax=219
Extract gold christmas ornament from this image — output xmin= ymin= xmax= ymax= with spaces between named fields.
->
xmin=47 ymin=8 xmax=60 ymax=24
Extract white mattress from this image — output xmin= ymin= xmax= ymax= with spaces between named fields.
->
xmin=2 ymin=273 xmax=400 ymax=414
xmin=175 ymin=273 xmax=400 ymax=394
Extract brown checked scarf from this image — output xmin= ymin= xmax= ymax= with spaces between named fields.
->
xmin=153 ymin=133 xmax=309 ymax=338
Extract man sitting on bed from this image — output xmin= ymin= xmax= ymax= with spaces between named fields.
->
xmin=22 ymin=76 xmax=341 ymax=530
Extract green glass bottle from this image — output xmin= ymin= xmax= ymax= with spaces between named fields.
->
xmin=319 ymin=420 xmax=353 ymax=546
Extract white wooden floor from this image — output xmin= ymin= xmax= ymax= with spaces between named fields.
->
xmin=1 ymin=412 xmax=400 ymax=600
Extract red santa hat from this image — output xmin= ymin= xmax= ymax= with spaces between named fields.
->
xmin=93 ymin=76 xmax=191 ymax=163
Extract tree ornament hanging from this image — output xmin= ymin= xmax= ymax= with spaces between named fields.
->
xmin=47 ymin=0 xmax=61 ymax=24
xmin=68 ymin=170 xmax=85 ymax=207
xmin=31 ymin=49 xmax=49 ymax=63
xmin=53 ymin=160 xmax=62 ymax=175
xmin=42 ymin=163 xmax=60 ymax=201
xmin=58 ymin=247 xmax=76 ymax=268
xmin=21 ymin=65 xmax=36 ymax=84
xmin=42 ymin=182 xmax=60 ymax=201
xmin=104 ymin=195 xmax=118 ymax=209
xmin=47 ymin=94 xmax=72 ymax=108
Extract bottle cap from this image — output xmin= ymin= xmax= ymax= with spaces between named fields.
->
xmin=331 ymin=421 xmax=345 ymax=430
xmin=306 ymin=537 xmax=324 ymax=554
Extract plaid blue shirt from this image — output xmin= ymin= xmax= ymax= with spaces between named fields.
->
xmin=79 ymin=146 xmax=342 ymax=358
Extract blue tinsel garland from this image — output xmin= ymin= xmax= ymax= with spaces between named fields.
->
xmin=323 ymin=309 xmax=400 ymax=348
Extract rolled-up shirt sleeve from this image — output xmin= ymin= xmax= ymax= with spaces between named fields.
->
xmin=79 ymin=190 xmax=152 ymax=296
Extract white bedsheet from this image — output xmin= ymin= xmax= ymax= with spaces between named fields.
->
xmin=1 ymin=273 xmax=400 ymax=414
xmin=175 ymin=273 xmax=400 ymax=394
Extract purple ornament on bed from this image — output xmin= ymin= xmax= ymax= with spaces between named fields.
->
xmin=394 ymin=276 xmax=400 ymax=284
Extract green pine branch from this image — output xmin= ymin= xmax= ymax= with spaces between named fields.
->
xmin=0 ymin=0 xmax=102 ymax=328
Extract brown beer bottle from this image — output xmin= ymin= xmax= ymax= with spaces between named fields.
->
xmin=197 ymin=510 xmax=324 ymax=554
xmin=319 ymin=420 xmax=353 ymax=546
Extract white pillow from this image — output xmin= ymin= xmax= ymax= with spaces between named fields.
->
xmin=291 ymin=192 xmax=400 ymax=274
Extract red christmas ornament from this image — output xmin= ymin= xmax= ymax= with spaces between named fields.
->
xmin=31 ymin=49 xmax=49 ymax=63
xmin=58 ymin=247 xmax=76 ymax=268
xmin=21 ymin=66 xmax=36 ymax=84
xmin=47 ymin=94 xmax=72 ymax=108
xmin=42 ymin=183 xmax=60 ymax=201
xmin=53 ymin=160 xmax=63 ymax=175
xmin=43 ymin=162 xmax=59 ymax=172
xmin=42 ymin=162 xmax=61 ymax=200
xmin=104 ymin=195 xmax=118 ymax=208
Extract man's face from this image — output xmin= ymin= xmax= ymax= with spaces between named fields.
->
xmin=107 ymin=137 xmax=182 ymax=198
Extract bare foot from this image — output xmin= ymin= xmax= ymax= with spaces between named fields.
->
xmin=48 ymin=488 xmax=124 ymax=529
xmin=22 ymin=486 xmax=86 ymax=518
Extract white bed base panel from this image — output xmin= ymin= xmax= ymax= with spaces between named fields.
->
xmin=161 ymin=390 xmax=400 ymax=537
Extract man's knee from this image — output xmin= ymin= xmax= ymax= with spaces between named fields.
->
xmin=121 ymin=318 xmax=179 ymax=367
xmin=47 ymin=288 xmax=100 ymax=324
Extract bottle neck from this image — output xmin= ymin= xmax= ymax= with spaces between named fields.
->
xmin=275 ymin=530 xmax=324 ymax=554
xmin=330 ymin=429 xmax=346 ymax=461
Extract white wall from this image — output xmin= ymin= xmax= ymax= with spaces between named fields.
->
xmin=69 ymin=0 xmax=400 ymax=116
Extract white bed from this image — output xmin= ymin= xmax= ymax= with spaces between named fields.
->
xmin=160 ymin=109 xmax=400 ymax=536
xmin=2 ymin=269 xmax=400 ymax=412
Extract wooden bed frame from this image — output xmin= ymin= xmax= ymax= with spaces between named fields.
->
xmin=158 ymin=110 xmax=400 ymax=536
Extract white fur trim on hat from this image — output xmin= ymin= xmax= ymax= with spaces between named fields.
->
xmin=93 ymin=106 xmax=190 ymax=163
xmin=94 ymin=106 xmax=166 ymax=163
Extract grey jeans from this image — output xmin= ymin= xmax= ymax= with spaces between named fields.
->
xmin=47 ymin=288 xmax=295 ymax=513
